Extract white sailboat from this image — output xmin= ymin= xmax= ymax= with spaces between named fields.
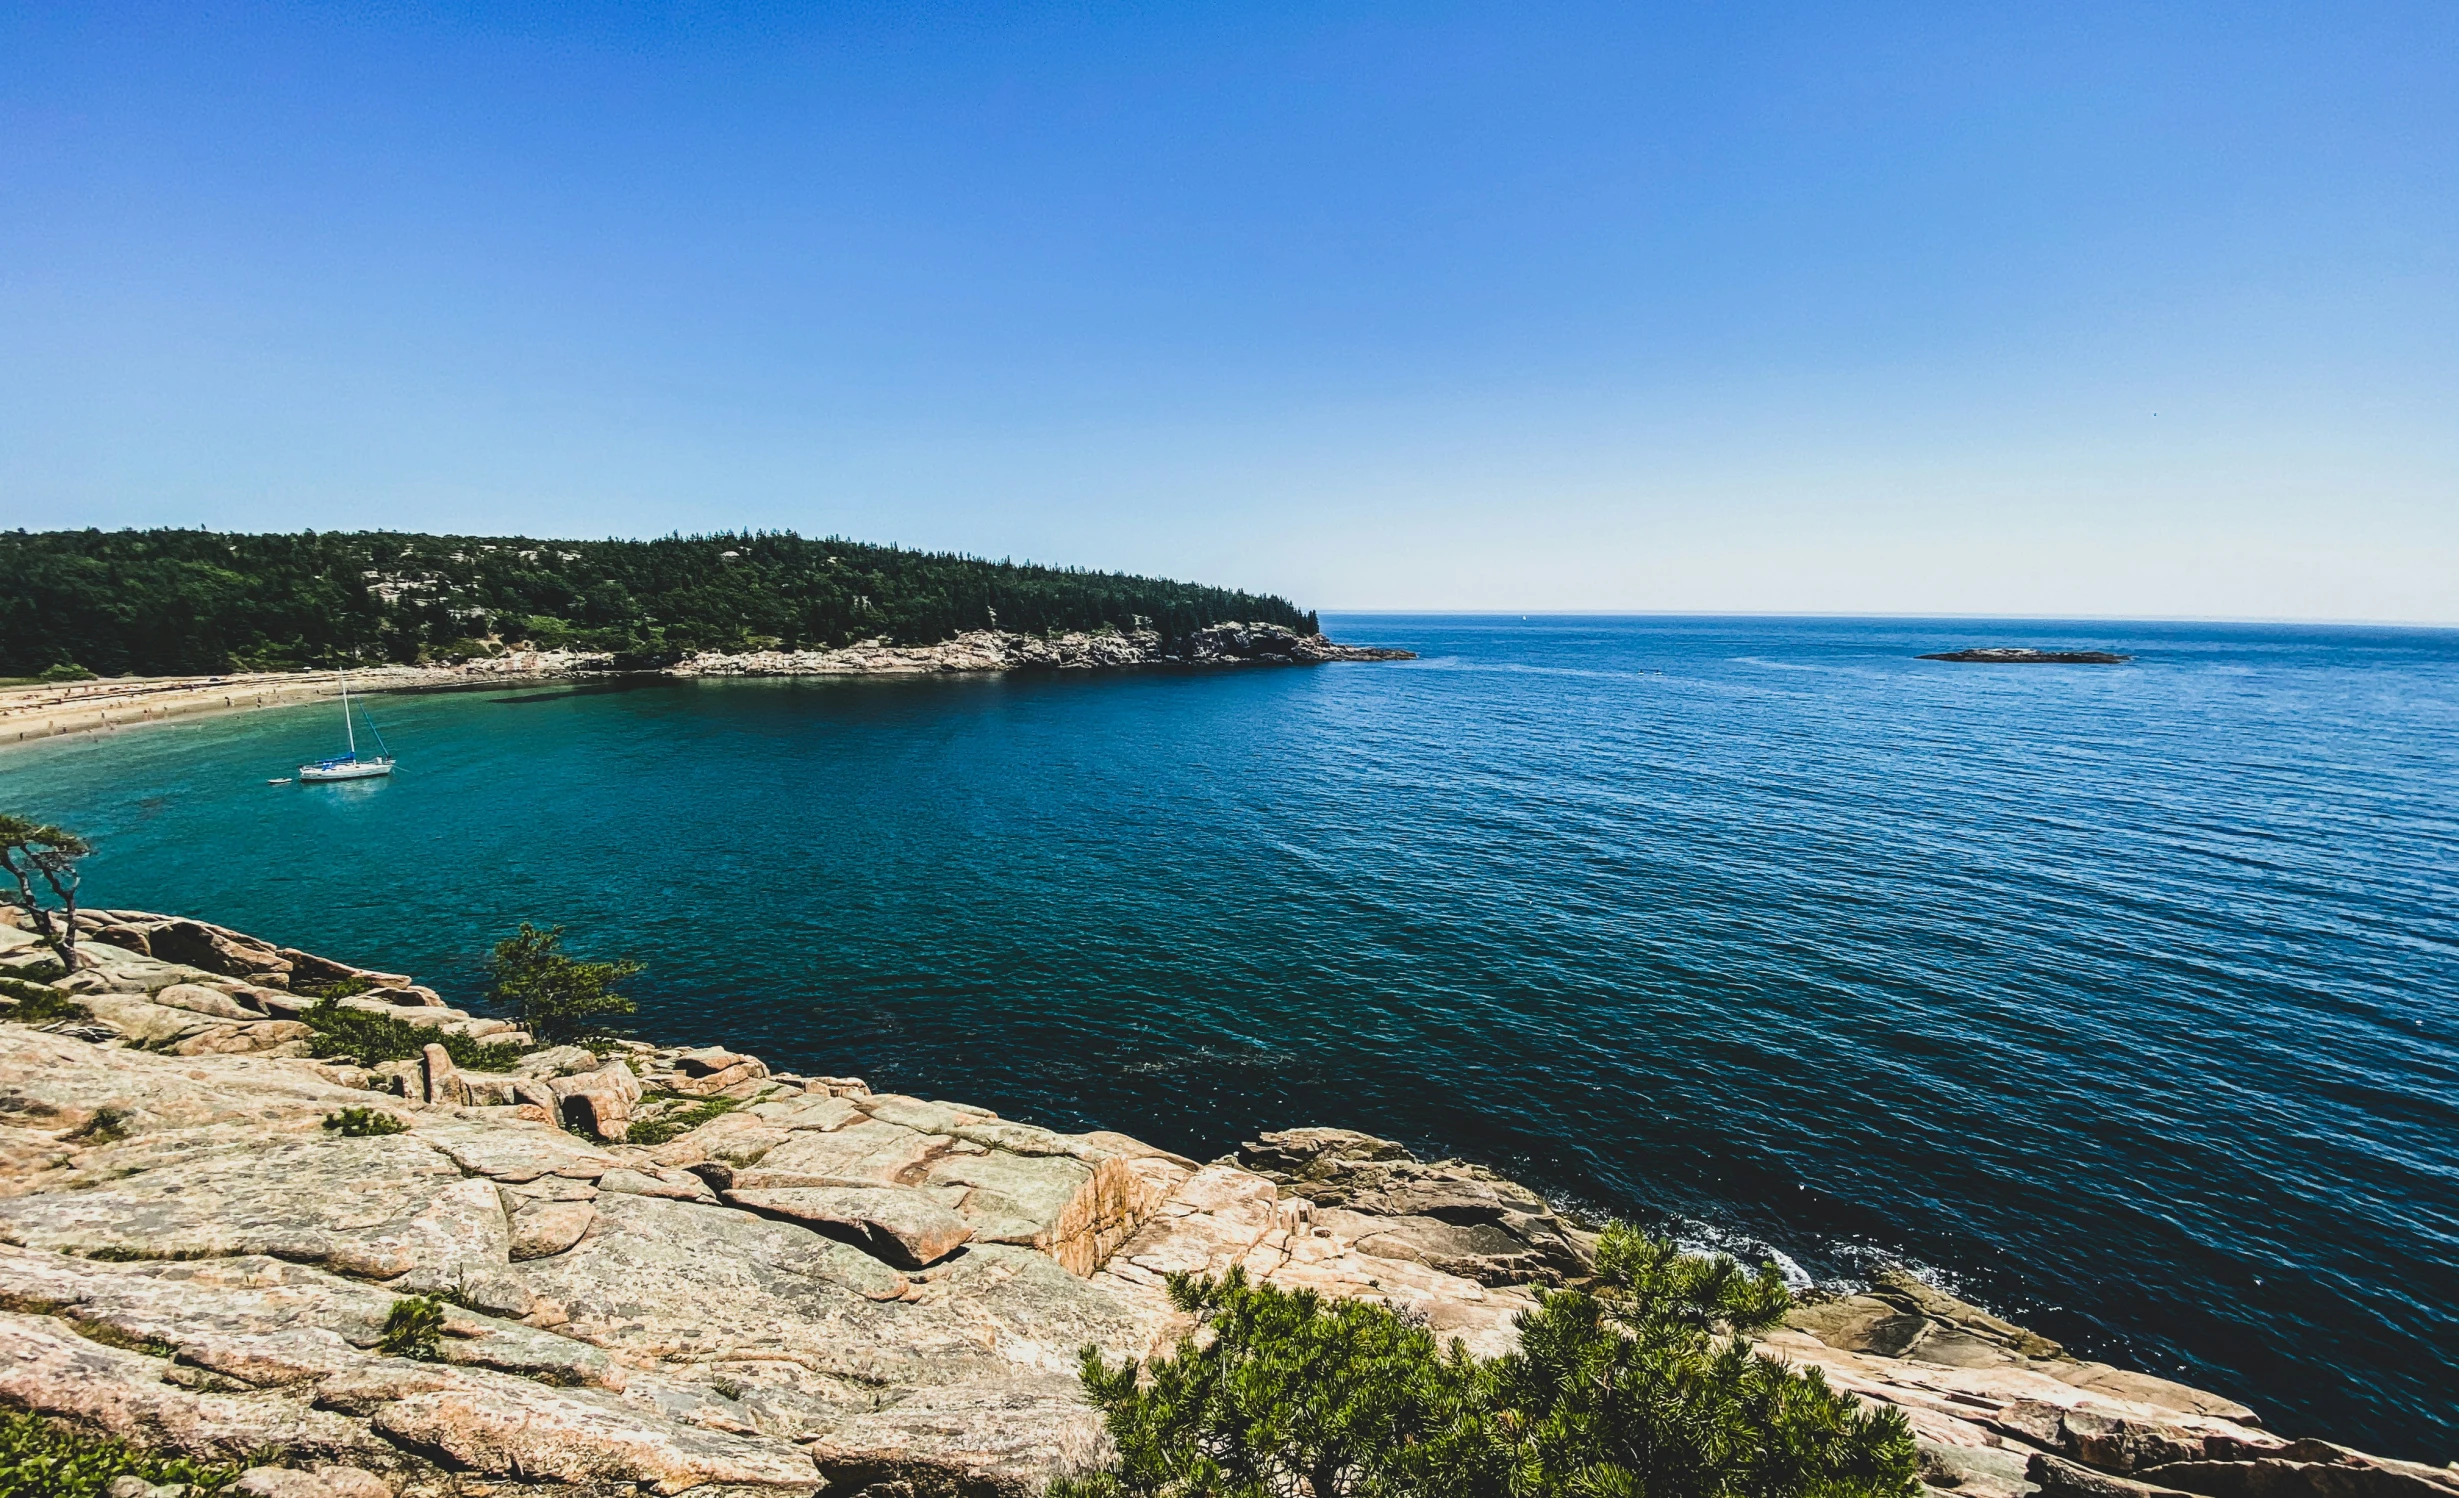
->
xmin=297 ymin=668 xmax=395 ymax=782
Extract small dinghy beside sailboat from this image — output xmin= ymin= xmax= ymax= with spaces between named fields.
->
xmin=297 ymin=669 xmax=395 ymax=782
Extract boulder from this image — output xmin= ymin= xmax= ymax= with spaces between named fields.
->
xmin=664 ymin=1046 xmax=772 ymax=1098
xmin=725 ymin=1185 xmax=975 ymax=1268
xmin=598 ymin=1166 xmax=715 ymax=1201
xmin=1240 ymin=1127 xmax=1413 ymax=1175
xmin=456 ymin=1070 xmax=521 ymax=1106
xmin=919 ymin=1146 xmax=1161 ymax=1274
xmin=90 ymin=925 xmax=153 ymax=957
xmin=1866 ymin=1265 xmax=2066 ymax=1360
xmin=674 ymin=1045 xmax=761 ymax=1076
xmin=1785 ymin=1293 xmax=1933 ymax=1358
xmin=676 ymin=1112 xmax=794 ymax=1169
xmin=667 ymin=1060 xmax=766 ymax=1097
xmin=509 ymin=1199 xmax=597 ymax=1260
xmin=275 ymin=948 xmax=366 ymax=991
xmin=419 ymin=1043 xmax=460 ymax=1106
xmin=548 ymin=1061 xmax=643 ymax=1141
xmin=2033 ymin=1452 xmax=2204 ymax=1498
xmin=152 ymin=984 xmax=264 ymax=1020
xmin=332 ymin=997 xmax=463 ymax=1028
xmin=1235 ymin=1128 xmax=1594 ymax=1286
xmin=746 ymin=1091 xmax=865 ymax=1132
xmin=416 ymin=1119 xmax=615 ymax=1183
xmin=1995 ymin=1399 xmax=2211 ymax=1473
xmin=514 ymin=1044 xmax=603 ymax=1078
xmin=146 ymin=922 xmax=292 ymax=984
xmin=171 ymin=1020 xmax=312 ymax=1057
xmin=731 ymin=1117 xmax=944 ymax=1188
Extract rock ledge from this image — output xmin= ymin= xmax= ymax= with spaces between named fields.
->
xmin=0 ymin=905 xmax=2443 ymax=1498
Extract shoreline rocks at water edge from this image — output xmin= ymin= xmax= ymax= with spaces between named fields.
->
xmin=0 ymin=903 xmax=2448 ymax=1498
xmin=0 ymin=623 xmax=1413 ymax=749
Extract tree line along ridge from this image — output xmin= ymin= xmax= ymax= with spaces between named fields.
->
xmin=0 ymin=528 xmax=1321 ymax=678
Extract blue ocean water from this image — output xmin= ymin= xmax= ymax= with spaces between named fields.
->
xmin=5 ymin=616 xmax=2455 ymax=1454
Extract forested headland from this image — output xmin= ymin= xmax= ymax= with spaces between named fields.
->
xmin=0 ymin=529 xmax=1318 ymax=677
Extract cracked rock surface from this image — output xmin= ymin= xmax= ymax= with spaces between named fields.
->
xmin=0 ymin=908 xmax=2447 ymax=1497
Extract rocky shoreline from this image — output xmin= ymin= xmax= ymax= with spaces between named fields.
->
xmin=1917 ymin=648 xmax=2133 ymax=665
xmin=0 ymin=907 xmax=2450 ymax=1498
xmin=0 ymin=624 xmax=1414 ymax=748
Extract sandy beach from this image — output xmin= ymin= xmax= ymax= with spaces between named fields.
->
xmin=0 ymin=656 xmax=586 ymax=750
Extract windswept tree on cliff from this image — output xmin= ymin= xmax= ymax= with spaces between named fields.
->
xmin=0 ymin=814 xmax=91 ymax=974
xmin=486 ymin=922 xmax=640 ymax=1045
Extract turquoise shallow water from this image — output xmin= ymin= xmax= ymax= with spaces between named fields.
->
xmin=5 ymin=615 xmax=2456 ymax=1454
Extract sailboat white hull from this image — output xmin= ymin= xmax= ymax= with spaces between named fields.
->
xmin=292 ymin=666 xmax=397 ymax=782
xmin=298 ymin=758 xmax=394 ymax=781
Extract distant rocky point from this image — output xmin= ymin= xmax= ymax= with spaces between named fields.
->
xmin=668 ymin=621 xmax=1417 ymax=677
xmin=1920 ymin=648 xmax=2132 ymax=665
xmin=1 ymin=622 xmax=1414 ymax=748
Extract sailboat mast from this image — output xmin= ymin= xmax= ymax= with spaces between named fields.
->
xmin=341 ymin=668 xmax=356 ymax=756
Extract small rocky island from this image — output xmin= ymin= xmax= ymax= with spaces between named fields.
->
xmin=0 ymin=907 xmax=2450 ymax=1498
xmin=1919 ymin=648 xmax=2133 ymax=665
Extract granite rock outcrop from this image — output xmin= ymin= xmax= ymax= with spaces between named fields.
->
xmin=668 ymin=622 xmax=1413 ymax=678
xmin=0 ymin=904 xmax=2446 ymax=1498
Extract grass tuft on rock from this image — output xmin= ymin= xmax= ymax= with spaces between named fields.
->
xmin=0 ymin=1408 xmax=237 ymax=1498
xmin=323 ymin=1107 xmax=408 ymax=1137
xmin=294 ymin=975 xmax=376 ymax=1000
xmin=68 ymin=1320 xmax=177 ymax=1358
xmin=62 ymin=1107 xmax=131 ymax=1144
xmin=378 ymin=1296 xmax=446 ymax=1361
xmin=0 ymin=980 xmax=90 ymax=1024
xmin=300 ymin=997 xmax=530 ymax=1071
xmin=625 ymin=1093 xmax=740 ymax=1146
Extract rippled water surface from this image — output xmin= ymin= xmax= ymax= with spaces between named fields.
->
xmin=7 ymin=616 xmax=2456 ymax=1453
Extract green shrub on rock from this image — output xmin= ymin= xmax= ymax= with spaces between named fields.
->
xmin=1495 ymin=1230 xmax=1914 ymax=1498
xmin=379 ymin=1296 xmax=446 ymax=1361
xmin=323 ymin=1107 xmax=408 ymax=1137
xmin=1059 ymin=1268 xmax=1504 ymax=1498
xmin=1056 ymin=1227 xmax=1918 ymax=1498
xmin=0 ymin=1408 xmax=236 ymax=1497
xmin=299 ymin=998 xmax=528 ymax=1071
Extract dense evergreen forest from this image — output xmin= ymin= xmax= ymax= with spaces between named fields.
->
xmin=0 ymin=529 xmax=1317 ymax=677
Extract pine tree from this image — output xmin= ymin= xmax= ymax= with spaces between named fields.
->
xmin=485 ymin=923 xmax=640 ymax=1045
xmin=0 ymin=814 xmax=90 ymax=974
xmin=1055 ymin=1228 xmax=1918 ymax=1498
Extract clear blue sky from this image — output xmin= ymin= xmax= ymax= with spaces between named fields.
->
xmin=4 ymin=3 xmax=2453 ymax=620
